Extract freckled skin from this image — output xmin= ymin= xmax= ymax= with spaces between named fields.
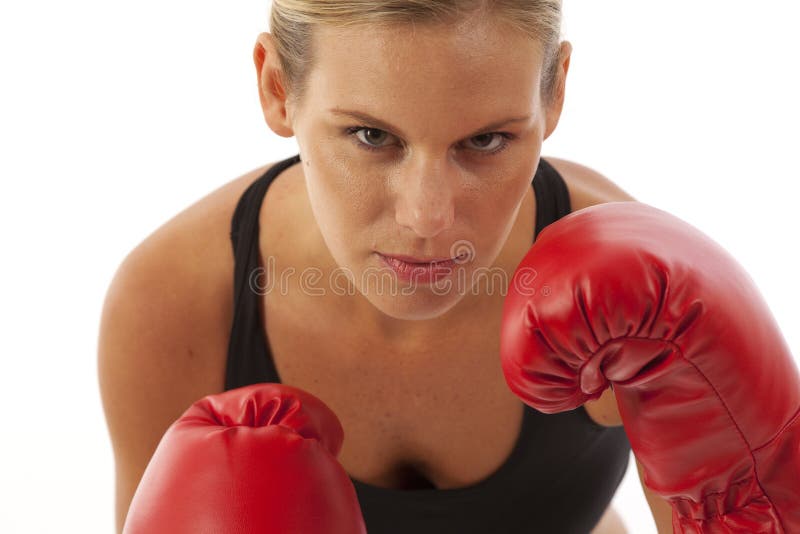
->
xmin=256 ymin=13 xmax=571 ymax=331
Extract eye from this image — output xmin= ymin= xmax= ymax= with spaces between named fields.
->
xmin=463 ymin=133 xmax=509 ymax=153
xmin=349 ymin=127 xmax=396 ymax=151
xmin=345 ymin=126 xmax=516 ymax=156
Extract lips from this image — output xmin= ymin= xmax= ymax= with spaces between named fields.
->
xmin=382 ymin=253 xmax=454 ymax=264
xmin=377 ymin=252 xmax=458 ymax=284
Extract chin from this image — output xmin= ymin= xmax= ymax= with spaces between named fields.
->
xmin=364 ymin=288 xmax=466 ymax=322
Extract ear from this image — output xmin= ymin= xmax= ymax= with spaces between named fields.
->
xmin=543 ymin=40 xmax=572 ymax=141
xmin=253 ymin=32 xmax=295 ymax=138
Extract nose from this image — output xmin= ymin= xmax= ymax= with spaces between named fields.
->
xmin=393 ymin=157 xmax=456 ymax=239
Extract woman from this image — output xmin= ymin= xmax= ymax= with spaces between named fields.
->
xmin=99 ymin=1 xmax=674 ymax=532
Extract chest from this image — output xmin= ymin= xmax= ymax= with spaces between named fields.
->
xmin=262 ymin=285 xmax=525 ymax=490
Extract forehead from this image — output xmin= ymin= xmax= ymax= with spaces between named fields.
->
xmin=308 ymin=18 xmax=544 ymax=110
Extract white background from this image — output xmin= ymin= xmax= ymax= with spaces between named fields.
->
xmin=1 ymin=1 xmax=798 ymax=532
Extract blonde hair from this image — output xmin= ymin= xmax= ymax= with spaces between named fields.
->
xmin=269 ymin=0 xmax=564 ymax=107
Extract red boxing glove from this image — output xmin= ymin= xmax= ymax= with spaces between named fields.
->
xmin=122 ymin=383 xmax=367 ymax=534
xmin=500 ymin=202 xmax=800 ymax=533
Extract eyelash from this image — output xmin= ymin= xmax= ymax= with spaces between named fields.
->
xmin=344 ymin=126 xmax=516 ymax=157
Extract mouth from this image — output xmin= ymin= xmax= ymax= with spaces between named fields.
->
xmin=375 ymin=252 xmax=459 ymax=284
xmin=379 ymin=253 xmax=455 ymax=264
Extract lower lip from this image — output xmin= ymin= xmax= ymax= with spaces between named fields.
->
xmin=378 ymin=254 xmax=458 ymax=284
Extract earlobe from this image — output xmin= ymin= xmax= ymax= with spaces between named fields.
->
xmin=253 ymin=32 xmax=295 ymax=138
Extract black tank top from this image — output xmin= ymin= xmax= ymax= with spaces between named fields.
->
xmin=225 ymin=154 xmax=631 ymax=533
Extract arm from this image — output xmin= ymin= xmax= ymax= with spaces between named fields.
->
xmin=97 ymin=232 xmax=228 ymax=532
xmin=96 ymin=164 xmax=268 ymax=531
xmin=637 ymin=458 xmax=674 ymax=533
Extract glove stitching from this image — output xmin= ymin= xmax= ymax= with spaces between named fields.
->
xmin=589 ymin=334 xmax=785 ymax=530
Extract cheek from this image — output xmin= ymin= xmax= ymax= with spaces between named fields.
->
xmin=469 ymin=176 xmax=532 ymax=256
xmin=472 ymin=200 xmax=517 ymax=250
xmin=318 ymin=176 xmax=382 ymax=228
xmin=467 ymin=168 xmax=532 ymax=221
xmin=304 ymin=164 xmax=384 ymax=256
xmin=326 ymin=153 xmax=387 ymax=216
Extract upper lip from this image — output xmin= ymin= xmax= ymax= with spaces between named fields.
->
xmin=380 ymin=253 xmax=454 ymax=264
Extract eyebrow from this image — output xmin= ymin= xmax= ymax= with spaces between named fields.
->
xmin=328 ymin=108 xmax=532 ymax=139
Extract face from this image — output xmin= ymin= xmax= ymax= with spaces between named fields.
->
xmin=256 ymin=15 xmax=569 ymax=323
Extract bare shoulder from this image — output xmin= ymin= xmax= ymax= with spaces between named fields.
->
xmin=97 ymin=161 xmax=274 ymax=531
xmin=541 ymin=156 xmax=635 ymax=427
xmin=543 ymin=156 xmax=636 ymax=208
xmin=101 ymin=161 xmax=276 ymax=368
xmin=98 ymin=160 xmax=279 ymax=420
